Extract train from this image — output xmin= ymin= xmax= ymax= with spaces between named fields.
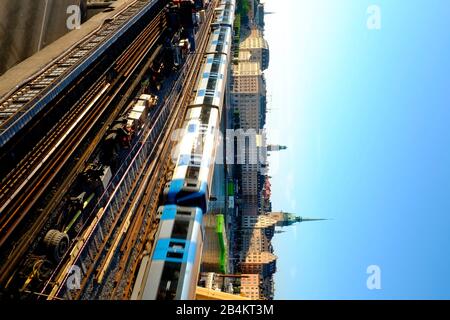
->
xmin=131 ymin=0 xmax=235 ymax=300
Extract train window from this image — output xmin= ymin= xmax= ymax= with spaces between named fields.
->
xmin=188 ymin=123 xmax=197 ymax=133
xmin=204 ymin=97 xmax=214 ymax=105
xmin=205 ymin=88 xmax=216 ymax=96
xmin=167 ymin=251 xmax=184 ymax=259
xmin=211 ymin=54 xmax=222 ymax=64
xmin=207 ymin=77 xmax=219 ymax=90
xmin=186 ymin=166 xmax=200 ymax=181
xmin=169 ymin=241 xmax=185 ymax=249
xmin=192 ymin=138 xmax=205 ymax=155
xmin=156 ymin=262 xmax=182 ymax=300
xmin=211 ymin=62 xmax=220 ymax=74
xmin=171 ymin=220 xmax=190 ymax=239
xmin=177 ymin=210 xmax=192 ymax=216
xmin=178 ymin=154 xmax=190 ymax=166
xmin=188 ymin=154 xmax=202 ymax=166
xmin=200 ymin=108 xmax=211 ymax=124
xmin=199 ymin=124 xmax=209 ymax=135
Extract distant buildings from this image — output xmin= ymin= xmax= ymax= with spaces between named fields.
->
xmin=231 ymin=0 xmax=278 ymax=300
xmin=228 ymin=0 xmax=325 ymax=300
xmin=241 ymin=251 xmax=277 ymax=276
xmin=231 ymin=61 xmax=265 ymax=131
xmin=231 ymin=60 xmax=265 ymax=217
xmin=238 ymin=28 xmax=269 ymax=70
xmin=240 ymin=274 xmax=261 ymax=299
xmin=200 ymin=0 xmax=327 ymax=300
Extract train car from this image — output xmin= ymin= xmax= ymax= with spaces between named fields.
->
xmin=162 ymin=7 xmax=232 ymax=227
xmin=212 ymin=0 xmax=235 ymax=28
xmin=207 ymin=24 xmax=232 ymax=55
xmin=163 ymin=105 xmax=220 ymax=213
xmin=193 ymin=55 xmax=228 ymax=106
xmin=133 ymin=0 xmax=235 ymax=301
xmin=131 ymin=205 xmax=204 ymax=300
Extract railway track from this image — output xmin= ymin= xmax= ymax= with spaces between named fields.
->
xmin=114 ymin=14 xmax=218 ymax=299
xmin=0 ymin=0 xmax=160 ymax=149
xmin=109 ymin=2 xmax=219 ymax=300
xmin=41 ymin=0 xmax=218 ymax=300
xmin=0 ymin=4 xmax=169 ymax=291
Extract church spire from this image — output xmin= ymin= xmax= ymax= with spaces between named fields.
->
xmin=268 ymin=211 xmax=328 ymax=227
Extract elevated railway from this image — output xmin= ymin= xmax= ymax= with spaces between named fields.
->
xmin=0 ymin=0 xmax=171 ymax=296
xmin=0 ymin=0 xmax=232 ymax=301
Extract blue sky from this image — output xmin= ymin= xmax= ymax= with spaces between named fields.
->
xmin=263 ymin=0 xmax=450 ymax=299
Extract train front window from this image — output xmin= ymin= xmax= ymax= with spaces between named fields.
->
xmin=171 ymin=219 xmax=190 ymax=239
xmin=156 ymin=262 xmax=182 ymax=300
xmin=186 ymin=165 xmax=200 ymax=181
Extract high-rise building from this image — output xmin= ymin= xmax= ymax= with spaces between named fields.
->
xmin=231 ymin=61 xmax=265 ymax=131
xmin=231 ymin=61 xmax=266 ymax=216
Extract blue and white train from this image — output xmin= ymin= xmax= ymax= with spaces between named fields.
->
xmin=131 ymin=0 xmax=235 ymax=300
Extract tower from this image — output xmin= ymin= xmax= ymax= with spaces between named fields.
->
xmin=267 ymin=211 xmax=327 ymax=227
xmin=267 ymin=145 xmax=287 ymax=152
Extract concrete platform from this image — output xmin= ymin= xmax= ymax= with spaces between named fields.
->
xmin=0 ymin=0 xmax=137 ymax=99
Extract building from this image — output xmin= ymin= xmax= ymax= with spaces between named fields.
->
xmin=231 ymin=61 xmax=266 ymax=216
xmin=267 ymin=144 xmax=287 ymax=152
xmin=240 ymin=251 xmax=277 ymax=276
xmin=239 ymin=27 xmax=270 ymax=70
xmin=255 ymin=1 xmax=266 ymax=28
xmin=240 ymin=273 xmax=261 ymax=299
xmin=201 ymin=214 xmax=228 ymax=273
xmin=260 ymin=176 xmax=272 ymax=213
xmin=242 ymin=214 xmax=277 ymax=229
xmin=231 ymin=61 xmax=265 ymax=131
xmin=241 ymin=228 xmax=273 ymax=256
xmin=260 ymin=275 xmax=274 ymax=300
xmin=196 ymin=287 xmax=251 ymax=300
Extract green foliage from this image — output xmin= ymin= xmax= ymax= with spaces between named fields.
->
xmin=237 ymin=0 xmax=250 ymax=17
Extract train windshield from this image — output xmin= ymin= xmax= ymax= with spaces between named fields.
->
xmin=156 ymin=262 xmax=182 ymax=300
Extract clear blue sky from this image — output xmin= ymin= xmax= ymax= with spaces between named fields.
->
xmin=263 ymin=0 xmax=450 ymax=299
